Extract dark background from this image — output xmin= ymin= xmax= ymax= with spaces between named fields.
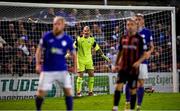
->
xmin=0 ymin=0 xmax=179 ymax=6
xmin=0 ymin=0 xmax=179 ymax=35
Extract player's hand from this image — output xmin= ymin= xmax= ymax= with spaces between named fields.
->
xmin=65 ymin=53 xmax=71 ymax=59
xmin=73 ymin=67 xmax=77 ymax=74
xmin=111 ymin=65 xmax=119 ymax=73
xmin=132 ymin=61 xmax=141 ymax=69
xmin=36 ymin=64 xmax=41 ymax=74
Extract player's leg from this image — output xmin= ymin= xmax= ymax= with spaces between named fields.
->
xmin=128 ymin=73 xmax=139 ymax=110
xmin=113 ymin=83 xmax=124 ymax=111
xmin=35 ymin=90 xmax=45 ymax=111
xmin=87 ymin=69 xmax=94 ymax=96
xmin=76 ymin=71 xmax=84 ymax=96
xmin=76 ymin=61 xmax=85 ymax=96
xmin=64 ymin=88 xmax=73 ymax=110
xmin=137 ymin=79 xmax=145 ymax=110
xmin=112 ymin=70 xmax=126 ymax=111
xmin=35 ymin=72 xmax=53 ymax=111
xmin=124 ymin=84 xmax=131 ymax=110
xmin=61 ymin=71 xmax=73 ymax=111
xmin=86 ymin=62 xmax=95 ymax=96
xmin=129 ymin=86 xmax=137 ymax=110
xmin=137 ymin=64 xmax=148 ymax=109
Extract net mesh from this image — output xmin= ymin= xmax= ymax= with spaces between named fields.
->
xmin=0 ymin=5 xmax=173 ymax=98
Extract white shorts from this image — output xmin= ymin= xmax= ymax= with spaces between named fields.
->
xmin=138 ymin=64 xmax=148 ymax=79
xmin=38 ymin=71 xmax=72 ymax=91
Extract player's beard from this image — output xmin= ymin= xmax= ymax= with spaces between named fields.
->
xmin=128 ymin=29 xmax=136 ymax=36
xmin=53 ymin=29 xmax=63 ymax=36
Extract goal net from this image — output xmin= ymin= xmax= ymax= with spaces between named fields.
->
xmin=0 ymin=2 xmax=177 ymax=99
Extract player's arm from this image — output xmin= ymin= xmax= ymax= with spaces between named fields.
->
xmin=149 ymin=41 xmax=154 ymax=53
xmin=146 ymin=32 xmax=154 ymax=59
xmin=66 ymin=37 xmax=78 ymax=59
xmin=113 ymin=38 xmax=123 ymax=72
xmin=35 ymin=39 xmax=44 ymax=74
xmin=133 ymin=36 xmax=147 ymax=69
xmin=68 ymin=38 xmax=77 ymax=73
xmin=115 ymin=51 xmax=122 ymax=66
xmin=115 ymin=37 xmax=123 ymax=66
xmin=71 ymin=50 xmax=77 ymax=73
xmin=93 ymin=41 xmax=110 ymax=62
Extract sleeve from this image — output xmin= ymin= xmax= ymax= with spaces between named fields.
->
xmin=68 ymin=37 xmax=75 ymax=53
xmin=118 ymin=37 xmax=122 ymax=51
xmin=92 ymin=38 xmax=100 ymax=51
xmin=139 ymin=36 xmax=145 ymax=56
xmin=73 ymin=37 xmax=78 ymax=49
xmin=38 ymin=35 xmax=46 ymax=48
xmin=149 ymin=31 xmax=153 ymax=42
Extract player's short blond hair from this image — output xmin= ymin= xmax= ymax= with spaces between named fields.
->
xmin=53 ymin=16 xmax=66 ymax=23
xmin=126 ymin=17 xmax=136 ymax=24
xmin=135 ymin=13 xmax=144 ymax=19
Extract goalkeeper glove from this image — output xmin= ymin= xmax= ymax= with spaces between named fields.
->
xmin=101 ymin=54 xmax=110 ymax=62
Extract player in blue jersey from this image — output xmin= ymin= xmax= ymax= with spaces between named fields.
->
xmin=35 ymin=16 xmax=77 ymax=111
xmin=125 ymin=14 xmax=154 ymax=110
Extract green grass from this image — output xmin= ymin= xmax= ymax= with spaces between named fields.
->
xmin=0 ymin=93 xmax=180 ymax=110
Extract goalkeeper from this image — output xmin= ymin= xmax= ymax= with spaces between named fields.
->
xmin=74 ymin=26 xmax=110 ymax=97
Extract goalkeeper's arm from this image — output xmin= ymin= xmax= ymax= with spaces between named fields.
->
xmin=93 ymin=42 xmax=110 ymax=62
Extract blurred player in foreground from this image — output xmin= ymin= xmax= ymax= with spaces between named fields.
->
xmin=125 ymin=13 xmax=154 ymax=110
xmin=112 ymin=18 xmax=147 ymax=111
xmin=74 ymin=26 xmax=110 ymax=97
xmin=35 ymin=16 xmax=77 ymax=111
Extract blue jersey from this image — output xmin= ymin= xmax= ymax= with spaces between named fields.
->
xmin=139 ymin=27 xmax=153 ymax=64
xmin=39 ymin=31 xmax=74 ymax=71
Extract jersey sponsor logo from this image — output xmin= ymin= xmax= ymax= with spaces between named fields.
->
xmin=122 ymin=38 xmax=128 ymax=42
xmin=51 ymin=47 xmax=64 ymax=55
xmin=61 ymin=40 xmax=67 ymax=47
xmin=132 ymin=38 xmax=138 ymax=43
xmin=122 ymin=45 xmax=137 ymax=50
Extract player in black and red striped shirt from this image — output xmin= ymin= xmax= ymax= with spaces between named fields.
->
xmin=112 ymin=18 xmax=147 ymax=111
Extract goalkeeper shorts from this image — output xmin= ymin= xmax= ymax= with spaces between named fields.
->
xmin=77 ymin=60 xmax=94 ymax=72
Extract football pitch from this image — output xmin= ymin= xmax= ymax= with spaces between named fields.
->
xmin=0 ymin=93 xmax=180 ymax=110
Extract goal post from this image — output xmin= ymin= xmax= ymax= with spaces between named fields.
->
xmin=171 ymin=8 xmax=178 ymax=92
xmin=0 ymin=2 xmax=178 ymax=100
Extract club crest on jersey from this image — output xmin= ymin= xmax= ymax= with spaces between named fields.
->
xmin=61 ymin=40 xmax=67 ymax=47
xmin=141 ymin=34 xmax=145 ymax=38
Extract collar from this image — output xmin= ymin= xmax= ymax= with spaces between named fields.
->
xmin=138 ymin=26 xmax=145 ymax=32
xmin=56 ymin=32 xmax=64 ymax=39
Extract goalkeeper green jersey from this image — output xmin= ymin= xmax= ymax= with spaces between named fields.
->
xmin=74 ymin=35 xmax=100 ymax=62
